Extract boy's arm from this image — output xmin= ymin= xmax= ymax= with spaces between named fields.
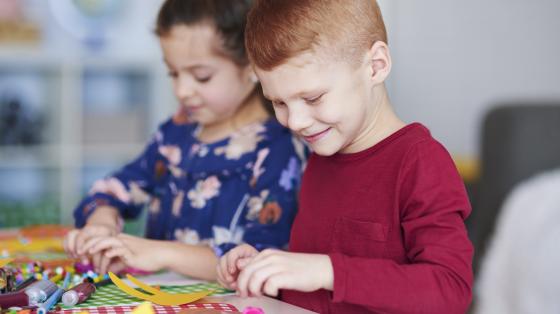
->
xmin=328 ymin=141 xmax=473 ymax=314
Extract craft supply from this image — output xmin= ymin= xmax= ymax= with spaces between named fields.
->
xmin=56 ymin=303 xmax=239 ymax=314
xmin=131 ymin=302 xmax=155 ymax=314
xmin=36 ymin=272 xmax=71 ymax=314
xmin=61 ymin=282 xmax=96 ymax=306
xmin=242 ymin=307 xmax=264 ymax=314
xmin=15 ymin=277 xmax=37 ymax=292
xmin=93 ymin=275 xmax=112 ymax=288
xmin=108 ymin=273 xmax=213 ymax=306
xmin=24 ymin=280 xmax=58 ymax=305
xmin=0 ymin=268 xmax=16 ymax=293
xmin=0 ymin=260 xmax=13 ymax=268
xmin=0 ymin=291 xmax=29 ymax=308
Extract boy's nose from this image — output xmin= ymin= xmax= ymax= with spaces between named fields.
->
xmin=287 ymin=105 xmax=313 ymax=132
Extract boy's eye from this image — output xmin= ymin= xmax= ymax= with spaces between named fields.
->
xmin=304 ymin=93 xmax=324 ymax=104
xmin=272 ymin=101 xmax=286 ymax=107
xmin=167 ymin=71 xmax=178 ymax=79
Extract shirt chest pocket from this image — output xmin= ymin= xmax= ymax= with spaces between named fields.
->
xmin=331 ymin=216 xmax=389 ymax=258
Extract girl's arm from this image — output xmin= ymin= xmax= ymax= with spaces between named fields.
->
xmin=74 ymin=120 xmax=179 ymax=227
xmin=85 ymin=234 xmax=219 ymax=281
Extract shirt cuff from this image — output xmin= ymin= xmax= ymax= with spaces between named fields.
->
xmin=328 ymin=252 xmax=348 ymax=303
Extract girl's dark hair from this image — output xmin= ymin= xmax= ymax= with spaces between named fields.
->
xmin=155 ymin=0 xmax=274 ymax=115
xmin=156 ymin=0 xmax=252 ymax=66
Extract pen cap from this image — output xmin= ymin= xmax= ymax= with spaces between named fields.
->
xmin=61 ymin=290 xmax=79 ymax=306
xmin=0 ymin=290 xmax=29 ymax=308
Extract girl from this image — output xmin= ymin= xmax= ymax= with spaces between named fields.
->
xmin=64 ymin=0 xmax=307 ymax=281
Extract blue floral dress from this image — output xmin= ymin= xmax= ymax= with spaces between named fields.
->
xmin=74 ymin=117 xmax=308 ymax=256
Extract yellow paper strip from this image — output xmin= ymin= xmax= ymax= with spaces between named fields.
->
xmin=108 ymin=272 xmax=213 ymax=306
xmin=132 ymin=302 xmax=155 ymax=314
xmin=126 ymin=274 xmax=161 ymax=295
xmin=0 ymin=258 xmax=14 ymax=267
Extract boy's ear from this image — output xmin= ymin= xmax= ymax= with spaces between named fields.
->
xmin=366 ymin=41 xmax=391 ymax=84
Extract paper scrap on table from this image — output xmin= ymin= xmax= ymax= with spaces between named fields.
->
xmin=108 ymin=272 xmax=213 ymax=306
xmin=0 ymin=258 xmax=14 ymax=267
xmin=132 ymin=302 xmax=155 ymax=314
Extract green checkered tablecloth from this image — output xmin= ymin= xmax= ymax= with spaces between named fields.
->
xmin=61 ymin=282 xmax=234 ymax=309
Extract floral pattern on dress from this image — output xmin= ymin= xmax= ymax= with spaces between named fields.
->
xmin=74 ymin=118 xmax=308 ymax=256
xmin=187 ymin=176 xmax=221 ymax=209
xmin=90 ymin=177 xmax=130 ymax=203
xmin=214 ymin=124 xmax=265 ymax=160
xmin=246 ymin=190 xmax=270 ymax=221
xmin=174 ymin=227 xmax=207 ymax=245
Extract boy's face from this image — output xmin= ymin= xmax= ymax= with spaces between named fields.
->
xmin=257 ymin=52 xmax=376 ymax=156
xmin=160 ymin=24 xmax=255 ymax=127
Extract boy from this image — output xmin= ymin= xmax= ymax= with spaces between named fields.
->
xmin=217 ymin=1 xmax=473 ymax=313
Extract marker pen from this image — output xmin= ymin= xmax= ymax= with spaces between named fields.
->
xmin=0 ymin=290 xmax=30 ymax=309
xmin=61 ymin=282 xmax=96 ymax=306
xmin=37 ymin=272 xmax=71 ymax=314
xmin=24 ymin=280 xmax=58 ymax=305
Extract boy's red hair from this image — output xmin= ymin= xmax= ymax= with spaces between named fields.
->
xmin=246 ymin=0 xmax=388 ymax=70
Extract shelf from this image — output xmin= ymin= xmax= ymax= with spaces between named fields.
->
xmin=0 ymin=145 xmax=59 ymax=168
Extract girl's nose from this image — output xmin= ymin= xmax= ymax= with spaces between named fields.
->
xmin=174 ymin=76 xmax=196 ymax=100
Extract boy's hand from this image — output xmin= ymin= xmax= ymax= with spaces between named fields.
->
xmin=82 ymin=233 xmax=167 ymax=274
xmin=236 ymin=250 xmax=333 ymax=298
xmin=217 ymin=244 xmax=258 ymax=290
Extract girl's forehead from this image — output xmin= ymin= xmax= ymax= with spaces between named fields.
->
xmin=160 ymin=24 xmax=231 ymax=64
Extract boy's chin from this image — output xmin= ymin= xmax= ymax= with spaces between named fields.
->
xmin=309 ymin=142 xmax=341 ymax=157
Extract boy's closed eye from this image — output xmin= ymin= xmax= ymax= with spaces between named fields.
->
xmin=303 ymin=93 xmax=325 ymax=105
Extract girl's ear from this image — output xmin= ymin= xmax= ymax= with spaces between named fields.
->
xmin=366 ymin=41 xmax=392 ymax=85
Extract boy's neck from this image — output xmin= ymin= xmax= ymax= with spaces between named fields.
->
xmin=343 ymin=85 xmax=405 ymax=154
xmin=197 ymin=91 xmax=269 ymax=144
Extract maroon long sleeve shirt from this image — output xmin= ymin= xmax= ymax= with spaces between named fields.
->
xmin=283 ymin=123 xmax=473 ymax=314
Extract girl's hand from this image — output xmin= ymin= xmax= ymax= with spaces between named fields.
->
xmin=236 ymin=250 xmax=334 ymax=298
xmin=217 ymin=244 xmax=258 ymax=290
xmin=64 ymin=206 xmax=121 ymax=262
xmin=83 ymin=234 xmax=168 ymax=274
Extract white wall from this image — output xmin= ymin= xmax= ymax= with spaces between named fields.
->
xmin=380 ymin=0 xmax=560 ymax=157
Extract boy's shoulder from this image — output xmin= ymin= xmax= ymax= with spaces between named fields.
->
xmin=394 ymin=123 xmax=452 ymax=160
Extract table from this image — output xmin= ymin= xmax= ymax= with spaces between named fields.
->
xmin=132 ymin=272 xmax=317 ymax=314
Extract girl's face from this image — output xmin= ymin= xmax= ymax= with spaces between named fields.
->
xmin=160 ymin=24 xmax=256 ymax=127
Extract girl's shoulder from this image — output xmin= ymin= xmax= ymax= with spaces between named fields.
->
xmin=155 ymin=117 xmax=198 ymax=144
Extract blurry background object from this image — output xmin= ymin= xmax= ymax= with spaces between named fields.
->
xmin=475 ymin=168 xmax=560 ymax=314
xmin=48 ymin=0 xmax=123 ymax=51
xmin=469 ymin=104 xmax=560 ymax=270
xmin=0 ymin=0 xmax=41 ymax=44
xmin=0 ymin=0 xmax=173 ymax=233
xmin=0 ymin=91 xmax=44 ymax=146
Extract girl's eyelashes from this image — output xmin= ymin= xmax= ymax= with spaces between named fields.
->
xmin=166 ymin=70 xmax=212 ymax=83
xmin=167 ymin=71 xmax=178 ymax=79
xmin=272 ymin=100 xmax=286 ymax=107
xmin=195 ymin=75 xmax=212 ymax=83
